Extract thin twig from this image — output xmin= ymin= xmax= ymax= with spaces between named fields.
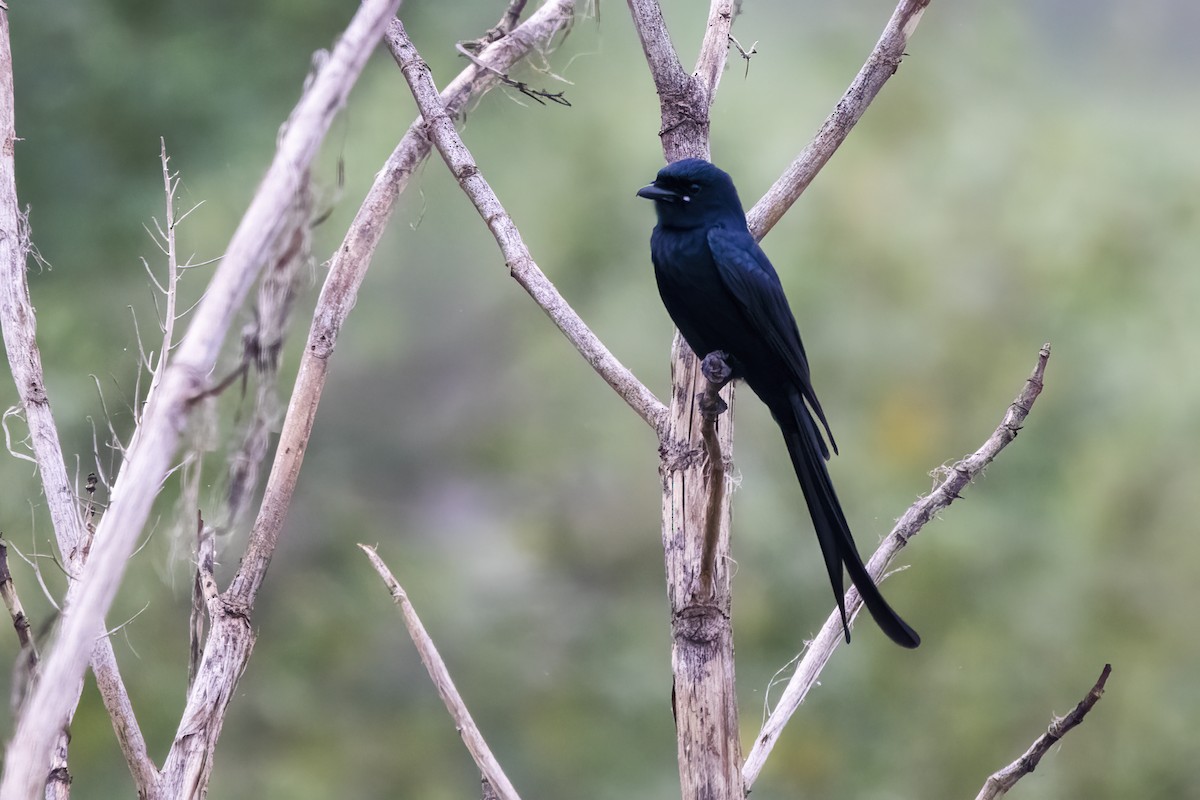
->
xmin=975 ymin=664 xmax=1112 ymax=800
xmin=454 ymin=43 xmax=570 ymax=106
xmin=386 ymin=19 xmax=667 ymax=432
xmin=145 ymin=139 xmax=180 ymax=410
xmin=743 ymin=343 xmax=1052 ymax=788
xmin=746 ymin=0 xmax=932 ymax=240
xmin=0 ymin=537 xmax=39 ymax=701
xmin=187 ymin=513 xmax=215 ymax=694
xmin=487 ymin=0 xmax=529 ymax=42
xmin=1 ymin=408 xmax=37 ymax=467
xmin=727 ymin=34 xmax=757 ymax=78
xmin=5 ymin=540 xmax=61 ymax=611
xmin=360 ymin=545 xmax=523 ymax=800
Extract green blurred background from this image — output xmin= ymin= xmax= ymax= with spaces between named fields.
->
xmin=2 ymin=0 xmax=1198 ymax=797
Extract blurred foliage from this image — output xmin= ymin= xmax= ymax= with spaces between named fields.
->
xmin=1 ymin=0 xmax=1198 ymax=798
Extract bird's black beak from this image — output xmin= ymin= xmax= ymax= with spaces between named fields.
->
xmin=636 ymin=183 xmax=678 ymax=202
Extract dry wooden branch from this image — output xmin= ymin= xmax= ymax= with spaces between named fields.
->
xmin=157 ymin=6 xmax=578 ymax=794
xmin=626 ymin=0 xmax=735 ymax=161
xmin=657 ymin=337 xmax=741 ymax=800
xmin=384 ymin=18 xmax=667 ymax=432
xmin=746 ymin=0 xmax=932 ymax=240
xmin=0 ymin=11 xmax=156 ymax=797
xmin=975 ymin=664 xmax=1112 ymax=799
xmin=694 ymin=1 xmax=737 ymax=99
xmin=0 ymin=538 xmax=37 ymax=695
xmin=225 ymin=0 xmax=577 ymax=608
xmin=145 ymin=139 xmax=181 ymax=407
xmin=742 ymin=344 xmax=1052 ymax=788
xmin=360 ymin=545 xmax=522 ymax=800
xmin=626 ymin=2 xmax=745 ymax=797
xmin=0 ymin=1 xmax=400 ymax=796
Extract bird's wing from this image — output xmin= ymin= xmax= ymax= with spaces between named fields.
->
xmin=707 ymin=225 xmax=838 ymax=454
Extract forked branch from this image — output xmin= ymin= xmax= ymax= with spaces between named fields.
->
xmin=385 ymin=19 xmax=667 ymax=432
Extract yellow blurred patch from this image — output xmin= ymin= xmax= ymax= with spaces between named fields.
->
xmin=870 ymin=387 xmax=943 ymax=468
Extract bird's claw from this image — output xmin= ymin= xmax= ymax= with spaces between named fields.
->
xmin=700 ymin=350 xmax=733 ymax=387
xmin=697 ymin=391 xmax=728 ymax=418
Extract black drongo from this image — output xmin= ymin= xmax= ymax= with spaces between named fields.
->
xmin=637 ymin=158 xmax=920 ymax=648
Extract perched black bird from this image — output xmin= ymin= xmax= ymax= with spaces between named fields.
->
xmin=637 ymin=158 xmax=920 ymax=648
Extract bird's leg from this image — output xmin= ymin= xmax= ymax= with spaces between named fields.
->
xmin=697 ymin=350 xmax=732 ymax=418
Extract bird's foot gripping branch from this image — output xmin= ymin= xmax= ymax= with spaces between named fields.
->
xmin=697 ymin=350 xmax=732 ymax=418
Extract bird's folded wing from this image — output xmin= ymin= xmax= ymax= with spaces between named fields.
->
xmin=706 ymin=226 xmax=838 ymax=455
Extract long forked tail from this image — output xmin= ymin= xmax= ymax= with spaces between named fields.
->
xmin=779 ymin=395 xmax=920 ymax=649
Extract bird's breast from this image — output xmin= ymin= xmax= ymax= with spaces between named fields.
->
xmin=650 ymin=228 xmax=753 ymax=369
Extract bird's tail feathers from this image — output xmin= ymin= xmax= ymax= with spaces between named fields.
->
xmin=781 ymin=395 xmax=920 ymax=649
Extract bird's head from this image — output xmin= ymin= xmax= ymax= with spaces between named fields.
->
xmin=636 ymin=158 xmax=745 ymax=229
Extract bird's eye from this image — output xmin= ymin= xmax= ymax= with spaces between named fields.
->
xmin=690 ymin=183 xmax=701 ymax=193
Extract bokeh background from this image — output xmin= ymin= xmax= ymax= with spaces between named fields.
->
xmin=2 ymin=0 xmax=1198 ymax=797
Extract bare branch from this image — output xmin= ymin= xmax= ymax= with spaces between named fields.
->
xmin=144 ymin=139 xmax=181 ymax=409
xmin=0 ymin=11 xmax=157 ymax=796
xmin=657 ymin=335 xmax=741 ymax=800
xmin=386 ymin=18 xmax=668 ymax=432
xmin=746 ymin=0 xmax=932 ymax=240
xmin=742 ymin=343 xmax=1052 ymax=788
xmin=0 ymin=537 xmax=38 ymax=702
xmin=360 ymin=545 xmax=523 ymax=800
xmin=488 ymin=0 xmax=529 ymax=41
xmin=4 ymin=540 xmax=61 ymax=611
xmin=187 ymin=513 xmax=215 ymax=694
xmin=727 ymin=34 xmax=757 ymax=78
xmin=224 ymin=0 xmax=577 ymax=609
xmin=975 ymin=665 xmax=1112 ymax=800
xmin=159 ymin=7 xmax=579 ymax=793
xmin=693 ymin=1 xmax=736 ymax=99
xmin=625 ymin=0 xmax=687 ymax=93
xmin=0 ymin=1 xmax=399 ymax=795
xmin=626 ymin=0 xmax=720 ymax=162
xmin=626 ymin=5 xmax=744 ymax=797
xmin=89 ymin=643 xmax=156 ymax=796
xmin=2 ymin=408 xmax=36 ymax=467
xmin=0 ymin=34 xmax=86 ymax=584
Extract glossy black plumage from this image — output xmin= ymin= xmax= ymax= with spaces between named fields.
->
xmin=637 ymin=158 xmax=920 ymax=648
